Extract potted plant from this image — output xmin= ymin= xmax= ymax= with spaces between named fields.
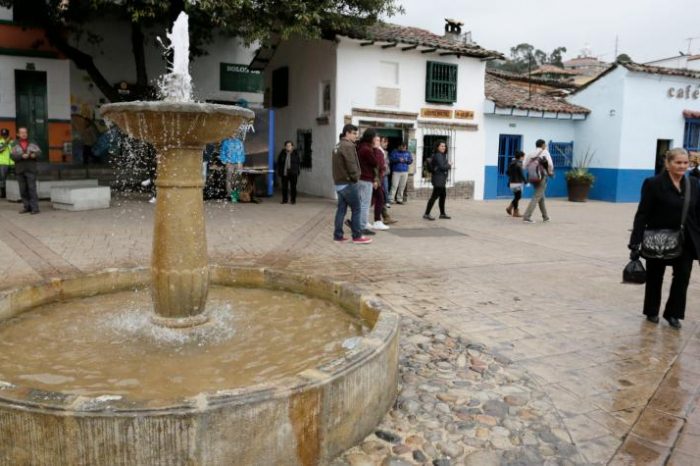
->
xmin=565 ymin=148 xmax=596 ymax=202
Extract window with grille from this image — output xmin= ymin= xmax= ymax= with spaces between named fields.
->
xmin=548 ymin=141 xmax=574 ymax=168
xmin=425 ymin=62 xmax=457 ymax=104
xmin=685 ymin=119 xmax=700 ymax=152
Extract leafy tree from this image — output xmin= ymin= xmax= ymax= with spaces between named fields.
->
xmin=616 ymin=53 xmax=633 ymax=63
xmin=548 ymin=46 xmax=567 ymax=67
xmin=1 ymin=0 xmax=402 ymax=102
xmin=488 ymin=43 xmax=569 ymax=74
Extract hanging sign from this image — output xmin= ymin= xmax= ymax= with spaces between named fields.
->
xmin=420 ymin=108 xmax=452 ymax=119
xmin=455 ymin=110 xmax=474 ymax=120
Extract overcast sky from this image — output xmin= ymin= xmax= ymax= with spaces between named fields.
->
xmin=387 ymin=0 xmax=700 ymax=63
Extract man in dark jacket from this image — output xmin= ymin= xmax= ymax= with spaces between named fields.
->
xmin=332 ymin=124 xmax=371 ymax=244
xmin=10 ymin=127 xmax=41 ymax=214
xmin=277 ymin=141 xmax=301 ymax=204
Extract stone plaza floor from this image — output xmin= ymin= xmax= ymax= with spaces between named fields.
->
xmin=2 ymin=193 xmax=700 ymax=465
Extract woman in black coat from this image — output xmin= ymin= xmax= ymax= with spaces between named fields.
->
xmin=629 ymin=148 xmax=700 ymax=328
xmin=277 ymin=141 xmax=301 ymax=204
xmin=423 ymin=141 xmax=451 ymax=220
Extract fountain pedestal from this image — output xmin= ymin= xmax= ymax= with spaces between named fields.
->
xmin=101 ymin=102 xmax=253 ymax=326
xmin=151 ymin=146 xmax=209 ymax=326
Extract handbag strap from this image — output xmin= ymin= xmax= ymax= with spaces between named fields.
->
xmin=681 ymin=175 xmax=691 ymax=229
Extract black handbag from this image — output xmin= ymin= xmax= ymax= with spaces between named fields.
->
xmin=641 ymin=176 xmax=691 ymax=260
xmin=623 ymin=259 xmax=646 ymax=284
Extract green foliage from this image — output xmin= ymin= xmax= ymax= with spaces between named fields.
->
xmin=565 ymin=148 xmax=596 ymax=186
xmin=487 ymin=43 xmax=568 ymax=75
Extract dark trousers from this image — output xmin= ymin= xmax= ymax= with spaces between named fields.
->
xmin=644 ymin=251 xmax=694 ymax=320
xmin=425 ymin=186 xmax=447 ymax=215
xmin=372 ymin=186 xmax=384 ymax=221
xmin=334 ymin=183 xmax=361 ymax=240
xmin=17 ymin=171 xmax=39 ymax=212
xmin=281 ymin=174 xmax=298 ymax=203
xmin=509 ymin=190 xmax=522 ymax=210
xmin=0 ymin=165 xmax=8 ymax=197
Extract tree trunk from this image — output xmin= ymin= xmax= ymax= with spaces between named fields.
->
xmin=131 ymin=22 xmax=148 ymax=88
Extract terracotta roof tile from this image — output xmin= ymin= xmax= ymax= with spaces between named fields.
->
xmin=621 ymin=61 xmax=700 ymax=80
xmin=532 ymin=65 xmax=579 ymax=76
xmin=485 ymin=74 xmax=590 ymax=115
xmin=337 ymin=22 xmax=502 ymax=59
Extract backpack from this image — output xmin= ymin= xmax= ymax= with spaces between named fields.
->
xmin=526 ymin=151 xmax=547 ymax=184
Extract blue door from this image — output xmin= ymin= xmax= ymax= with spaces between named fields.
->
xmin=497 ymin=134 xmax=522 ymax=197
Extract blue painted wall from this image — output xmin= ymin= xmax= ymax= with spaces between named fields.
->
xmin=484 ymin=166 xmax=654 ymax=202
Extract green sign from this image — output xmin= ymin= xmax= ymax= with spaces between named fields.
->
xmin=220 ymin=63 xmax=263 ymax=93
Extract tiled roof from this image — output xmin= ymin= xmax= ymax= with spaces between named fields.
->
xmin=532 ymin=65 xmax=578 ymax=76
xmin=563 ymin=57 xmax=607 ymax=66
xmin=621 ymin=61 xmax=700 ymax=80
xmin=486 ymin=69 xmax=579 ymax=89
xmin=485 ymin=74 xmax=590 ymax=115
xmin=337 ymin=22 xmax=503 ymax=59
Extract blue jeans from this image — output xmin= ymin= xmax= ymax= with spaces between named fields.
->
xmin=335 ymin=183 xmax=362 ymax=240
xmin=358 ymin=180 xmax=373 ymax=230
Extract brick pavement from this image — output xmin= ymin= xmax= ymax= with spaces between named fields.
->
xmin=2 ymin=193 xmax=700 ymax=464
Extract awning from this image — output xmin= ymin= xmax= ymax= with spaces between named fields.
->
xmin=683 ymin=109 xmax=700 ymax=119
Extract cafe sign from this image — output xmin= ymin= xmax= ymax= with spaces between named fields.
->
xmin=455 ymin=110 xmax=474 ymax=120
xmin=420 ymin=108 xmax=452 ymax=119
xmin=667 ymin=85 xmax=700 ymax=100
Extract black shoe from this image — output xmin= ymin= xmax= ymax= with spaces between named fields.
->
xmin=395 ymin=201 xmax=404 ymax=205
xmin=281 ymin=201 xmax=288 ymax=204
xmin=19 ymin=209 xmax=30 ymax=214
xmin=291 ymin=200 xmax=296 ymax=205
xmin=439 ymin=214 xmax=451 ymax=219
xmin=30 ymin=211 xmax=39 ymax=215
xmin=362 ymin=229 xmax=376 ymax=236
xmin=423 ymin=214 xmax=435 ymax=221
xmin=665 ymin=317 xmax=682 ymax=329
xmin=646 ymin=315 xmax=659 ymax=324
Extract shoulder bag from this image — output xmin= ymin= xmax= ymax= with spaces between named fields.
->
xmin=641 ymin=176 xmax=691 ymax=260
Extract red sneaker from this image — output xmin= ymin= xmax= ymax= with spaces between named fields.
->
xmin=352 ymin=237 xmax=373 ymax=244
xmin=334 ymin=236 xmax=350 ymax=242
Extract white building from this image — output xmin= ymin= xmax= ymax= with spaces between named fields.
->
xmin=569 ymin=62 xmax=700 ymax=202
xmin=482 ymin=71 xmax=589 ymax=199
xmin=251 ymin=20 xmax=501 ymax=199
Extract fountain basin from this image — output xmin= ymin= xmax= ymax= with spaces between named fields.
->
xmin=0 ymin=266 xmax=399 ymax=466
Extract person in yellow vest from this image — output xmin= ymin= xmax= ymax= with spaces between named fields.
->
xmin=0 ymin=128 xmax=14 ymax=198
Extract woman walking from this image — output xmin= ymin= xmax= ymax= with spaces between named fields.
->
xmin=506 ymin=150 xmax=526 ymax=217
xmin=629 ymin=148 xmax=700 ymax=329
xmin=423 ymin=141 xmax=451 ymax=220
xmin=277 ymin=140 xmax=301 ymax=204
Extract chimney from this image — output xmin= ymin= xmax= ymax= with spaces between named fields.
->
xmin=444 ymin=18 xmax=464 ymax=43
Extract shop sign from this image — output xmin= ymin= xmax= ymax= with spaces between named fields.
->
xmin=667 ymin=85 xmax=700 ymax=100
xmin=454 ymin=110 xmax=474 ymax=120
xmin=420 ymin=108 xmax=452 ymax=119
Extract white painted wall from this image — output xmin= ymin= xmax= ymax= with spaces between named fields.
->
xmin=0 ymin=6 xmax=11 ymax=21
xmin=0 ymin=56 xmax=71 ymax=120
xmin=264 ymin=38 xmax=338 ymax=198
xmin=646 ymin=56 xmax=700 ymax=71
xmin=336 ymin=39 xmax=488 ymax=199
xmin=69 ymin=19 xmax=262 ymax=113
xmin=618 ymin=71 xmax=700 ymax=169
xmin=484 ymin=115 xmax=577 ymax=165
xmin=569 ymin=67 xmax=626 ymax=168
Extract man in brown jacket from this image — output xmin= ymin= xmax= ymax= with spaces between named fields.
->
xmin=332 ymin=124 xmax=371 ymax=244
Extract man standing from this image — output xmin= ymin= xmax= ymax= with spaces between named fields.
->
xmin=333 ymin=124 xmax=371 ymax=244
xmin=389 ymin=142 xmax=412 ymax=204
xmin=522 ymin=139 xmax=554 ymax=223
xmin=219 ymin=136 xmax=246 ymax=202
xmin=0 ymin=128 xmax=14 ymax=198
xmin=10 ymin=127 xmax=41 ymax=214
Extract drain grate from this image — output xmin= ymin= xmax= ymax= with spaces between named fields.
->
xmin=386 ymin=227 xmax=466 ymax=238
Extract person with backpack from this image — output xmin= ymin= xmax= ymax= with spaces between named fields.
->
xmin=506 ymin=150 xmax=526 ymax=217
xmin=423 ymin=140 xmax=451 ymax=220
xmin=522 ymin=139 xmax=554 ymax=224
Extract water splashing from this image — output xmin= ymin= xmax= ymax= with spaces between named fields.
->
xmin=158 ymin=11 xmax=193 ymax=102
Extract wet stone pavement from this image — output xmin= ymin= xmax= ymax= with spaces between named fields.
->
xmin=2 ymin=193 xmax=700 ymax=465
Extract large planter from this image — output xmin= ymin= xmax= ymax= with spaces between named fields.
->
xmin=567 ymin=179 xmax=593 ymax=202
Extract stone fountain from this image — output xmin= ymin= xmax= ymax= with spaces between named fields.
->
xmin=0 ymin=12 xmax=398 ymax=466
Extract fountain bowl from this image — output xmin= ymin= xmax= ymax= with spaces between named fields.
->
xmin=0 ymin=266 xmax=399 ymax=465
xmin=101 ymin=101 xmax=254 ymax=148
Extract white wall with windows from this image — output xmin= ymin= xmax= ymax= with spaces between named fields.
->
xmin=335 ymin=39 xmax=489 ymax=199
xmin=263 ymin=38 xmax=338 ymax=198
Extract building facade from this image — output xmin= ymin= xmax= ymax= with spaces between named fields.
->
xmin=253 ymin=21 xmax=501 ymax=199
xmin=0 ymin=7 xmax=72 ymax=163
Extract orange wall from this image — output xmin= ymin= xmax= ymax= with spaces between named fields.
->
xmin=0 ymin=24 xmax=61 ymax=55
xmin=0 ymin=120 xmax=16 ymax=137
xmin=0 ymin=119 xmax=71 ymax=163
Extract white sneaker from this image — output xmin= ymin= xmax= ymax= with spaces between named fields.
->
xmin=373 ymin=221 xmax=390 ymax=230
xmin=365 ymin=223 xmax=375 ymax=230
xmin=141 ymin=178 xmax=152 ymax=187
xmin=148 ymin=196 xmax=157 ymax=204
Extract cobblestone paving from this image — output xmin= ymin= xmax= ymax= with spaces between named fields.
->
xmin=2 ymin=193 xmax=700 ymax=465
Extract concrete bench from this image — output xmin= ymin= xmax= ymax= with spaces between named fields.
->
xmin=51 ymin=186 xmax=111 ymax=211
xmin=6 ymin=179 xmax=99 ymax=202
